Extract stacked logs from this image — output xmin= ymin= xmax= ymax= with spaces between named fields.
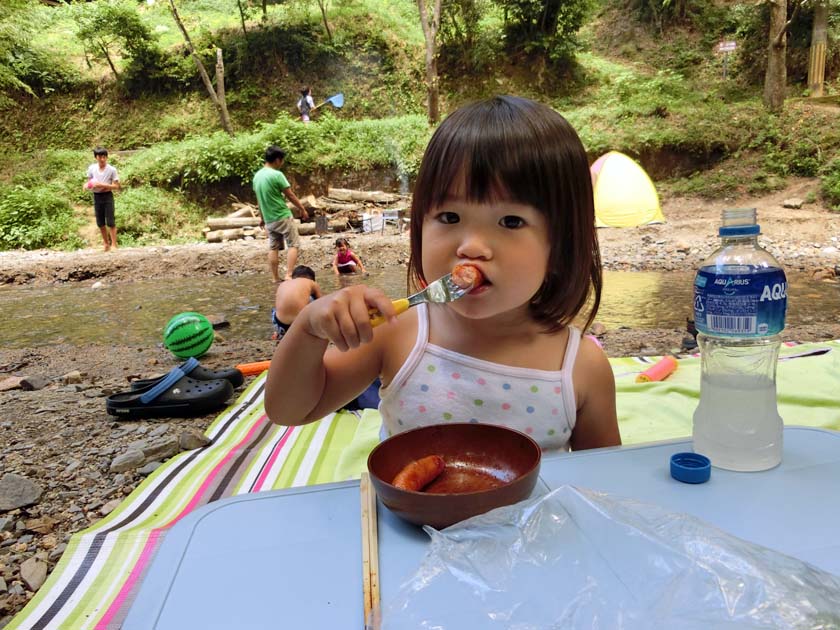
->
xmin=203 ymin=188 xmax=411 ymax=243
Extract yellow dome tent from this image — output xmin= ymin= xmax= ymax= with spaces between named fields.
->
xmin=590 ymin=151 xmax=664 ymax=228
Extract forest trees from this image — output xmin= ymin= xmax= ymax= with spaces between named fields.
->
xmin=166 ymin=0 xmax=234 ymax=135
xmin=763 ymin=0 xmax=804 ymax=112
xmin=418 ymin=0 xmax=442 ymax=124
xmin=73 ymin=0 xmax=161 ymax=82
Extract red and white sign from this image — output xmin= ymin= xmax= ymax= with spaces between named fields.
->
xmin=717 ymin=41 xmax=737 ymax=53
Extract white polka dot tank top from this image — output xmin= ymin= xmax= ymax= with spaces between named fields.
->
xmin=378 ymin=303 xmax=580 ymax=451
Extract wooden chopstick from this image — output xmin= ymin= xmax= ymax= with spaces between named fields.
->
xmin=360 ymin=472 xmax=380 ymax=629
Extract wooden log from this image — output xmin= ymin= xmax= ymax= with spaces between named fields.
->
xmin=207 ymin=217 xmax=261 ymax=229
xmin=298 ymin=219 xmax=349 ymax=236
xmin=317 ymin=199 xmax=363 ymax=213
xmin=301 ymin=194 xmax=319 ymax=210
xmin=205 ymin=228 xmax=246 ymax=242
xmin=327 ymin=188 xmax=401 ymax=204
xmin=227 ymin=205 xmax=258 ymax=218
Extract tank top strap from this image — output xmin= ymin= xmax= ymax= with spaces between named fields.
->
xmin=561 ymin=326 xmax=582 ymax=372
xmin=384 ymin=303 xmax=429 ymax=392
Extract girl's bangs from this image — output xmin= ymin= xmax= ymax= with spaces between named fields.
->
xmin=425 ymin=117 xmax=547 ymax=212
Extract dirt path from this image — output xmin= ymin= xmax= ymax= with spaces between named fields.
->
xmin=0 ymin=180 xmax=838 ymax=624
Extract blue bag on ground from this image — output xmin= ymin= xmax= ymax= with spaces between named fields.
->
xmin=381 ymin=486 xmax=840 ymax=629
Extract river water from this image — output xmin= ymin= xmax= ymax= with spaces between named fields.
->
xmin=1 ymin=270 xmax=837 ymax=348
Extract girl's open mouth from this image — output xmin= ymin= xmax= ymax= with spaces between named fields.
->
xmin=467 ymin=277 xmax=491 ymax=295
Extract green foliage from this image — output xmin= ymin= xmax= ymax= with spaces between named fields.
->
xmin=439 ymin=0 xmax=501 ymax=73
xmin=116 ymin=186 xmax=205 ymax=245
xmin=495 ymin=0 xmax=592 ymax=65
xmin=0 ymin=0 xmax=80 ymax=105
xmin=71 ymin=0 xmax=174 ymax=92
xmin=0 ymin=185 xmax=83 ymax=250
xmin=624 ymin=0 xmax=723 ymax=33
xmin=822 ymin=158 xmax=840 ymax=211
xmin=732 ymin=1 xmax=840 ymax=86
xmin=123 ymin=113 xmax=431 ymax=189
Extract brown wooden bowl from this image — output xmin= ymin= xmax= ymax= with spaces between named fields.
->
xmin=367 ymin=423 xmax=542 ymax=529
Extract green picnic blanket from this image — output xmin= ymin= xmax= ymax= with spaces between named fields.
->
xmin=10 ymin=340 xmax=839 ymax=630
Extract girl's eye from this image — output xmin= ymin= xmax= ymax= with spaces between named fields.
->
xmin=499 ymin=215 xmax=525 ymax=229
xmin=436 ymin=212 xmax=460 ymax=224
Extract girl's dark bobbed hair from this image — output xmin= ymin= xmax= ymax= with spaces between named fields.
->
xmin=408 ymin=95 xmax=602 ymax=331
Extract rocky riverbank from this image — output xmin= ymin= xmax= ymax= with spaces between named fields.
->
xmin=0 ymin=179 xmax=838 ymax=625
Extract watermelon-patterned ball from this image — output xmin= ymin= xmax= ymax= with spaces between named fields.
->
xmin=163 ymin=312 xmax=214 ymax=359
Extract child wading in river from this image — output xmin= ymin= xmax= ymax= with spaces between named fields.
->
xmin=265 ymin=96 xmax=621 ymax=452
xmin=332 ymin=238 xmax=367 ymax=275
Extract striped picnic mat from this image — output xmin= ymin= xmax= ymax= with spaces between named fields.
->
xmin=9 ymin=340 xmax=840 ymax=629
xmin=7 ymin=376 xmax=378 ymax=630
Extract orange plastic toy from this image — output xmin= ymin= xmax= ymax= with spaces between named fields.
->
xmin=635 ymin=356 xmax=678 ymax=383
xmin=235 ymin=360 xmax=272 ymax=377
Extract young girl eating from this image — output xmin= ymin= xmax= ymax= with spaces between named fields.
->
xmin=265 ymin=96 xmax=621 ymax=452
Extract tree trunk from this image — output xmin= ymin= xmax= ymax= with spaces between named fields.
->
xmin=808 ymin=1 xmax=828 ymax=97
xmin=316 ymin=0 xmax=333 ymax=44
xmin=417 ymin=0 xmax=442 ymax=124
xmin=166 ymin=0 xmax=234 ymax=135
xmin=763 ymin=0 xmax=788 ymax=112
xmin=215 ymin=48 xmax=233 ymax=133
xmin=262 ymin=0 xmax=267 ymax=22
xmin=99 ymin=42 xmax=119 ymax=80
xmin=236 ymin=0 xmax=248 ymax=37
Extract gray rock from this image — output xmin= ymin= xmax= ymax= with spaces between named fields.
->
xmin=141 ymin=437 xmax=179 ymax=462
xmin=137 ymin=462 xmax=162 ymax=476
xmin=0 ymin=474 xmax=43 ymax=511
xmin=48 ymin=543 xmax=67 ymax=562
xmin=59 ymin=370 xmax=84 ymax=385
xmin=0 ymin=517 xmax=12 ymax=532
xmin=149 ymin=423 xmax=170 ymax=438
xmin=20 ymin=557 xmax=48 ymax=591
xmin=179 ymin=430 xmax=211 ymax=451
xmin=782 ymin=198 xmax=803 ymax=209
xmin=99 ymin=499 xmax=122 ymax=516
xmin=109 ymin=450 xmax=145 ymax=473
xmin=20 ymin=376 xmax=51 ymax=391
xmin=0 ymin=577 xmax=6 ymax=593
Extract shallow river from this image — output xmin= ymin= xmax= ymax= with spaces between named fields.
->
xmin=1 ymin=270 xmax=837 ymax=348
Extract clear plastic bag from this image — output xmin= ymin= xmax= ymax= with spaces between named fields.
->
xmin=381 ymin=486 xmax=840 ymax=629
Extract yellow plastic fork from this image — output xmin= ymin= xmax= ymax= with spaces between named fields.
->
xmin=369 ymin=273 xmax=472 ymax=327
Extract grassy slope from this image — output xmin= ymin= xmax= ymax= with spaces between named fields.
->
xmin=1 ymin=0 xmax=838 ymax=249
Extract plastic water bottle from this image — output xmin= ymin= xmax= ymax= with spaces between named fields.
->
xmin=692 ymin=208 xmax=787 ymax=471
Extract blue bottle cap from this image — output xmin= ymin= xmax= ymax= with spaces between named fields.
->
xmin=670 ymin=452 xmax=711 ymax=484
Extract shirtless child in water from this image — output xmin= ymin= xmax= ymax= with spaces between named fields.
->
xmin=272 ymin=266 xmax=322 ymax=341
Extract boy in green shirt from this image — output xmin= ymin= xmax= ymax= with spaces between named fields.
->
xmin=252 ymin=145 xmax=310 ymax=282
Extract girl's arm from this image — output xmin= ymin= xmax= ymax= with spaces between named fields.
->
xmin=331 ymin=253 xmax=339 ymax=275
xmin=351 ymin=252 xmax=366 ymax=273
xmin=264 ymin=285 xmax=397 ymax=425
xmin=570 ymin=338 xmax=621 ymax=451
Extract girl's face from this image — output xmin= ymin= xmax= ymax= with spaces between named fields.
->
xmin=336 ymin=242 xmax=348 ymax=254
xmin=420 ymin=191 xmax=550 ymax=321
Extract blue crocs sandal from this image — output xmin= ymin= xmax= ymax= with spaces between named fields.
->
xmin=129 ymin=358 xmax=244 ymax=390
xmin=106 ymin=358 xmax=234 ymax=420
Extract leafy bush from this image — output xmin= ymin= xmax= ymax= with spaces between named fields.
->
xmin=822 ymin=159 xmax=840 ymax=212
xmin=0 ymin=185 xmax=83 ymax=250
xmin=497 ymin=0 xmax=593 ymax=65
xmin=116 ymin=186 xmax=205 ymax=245
xmin=123 ymin=114 xmax=431 ymax=189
